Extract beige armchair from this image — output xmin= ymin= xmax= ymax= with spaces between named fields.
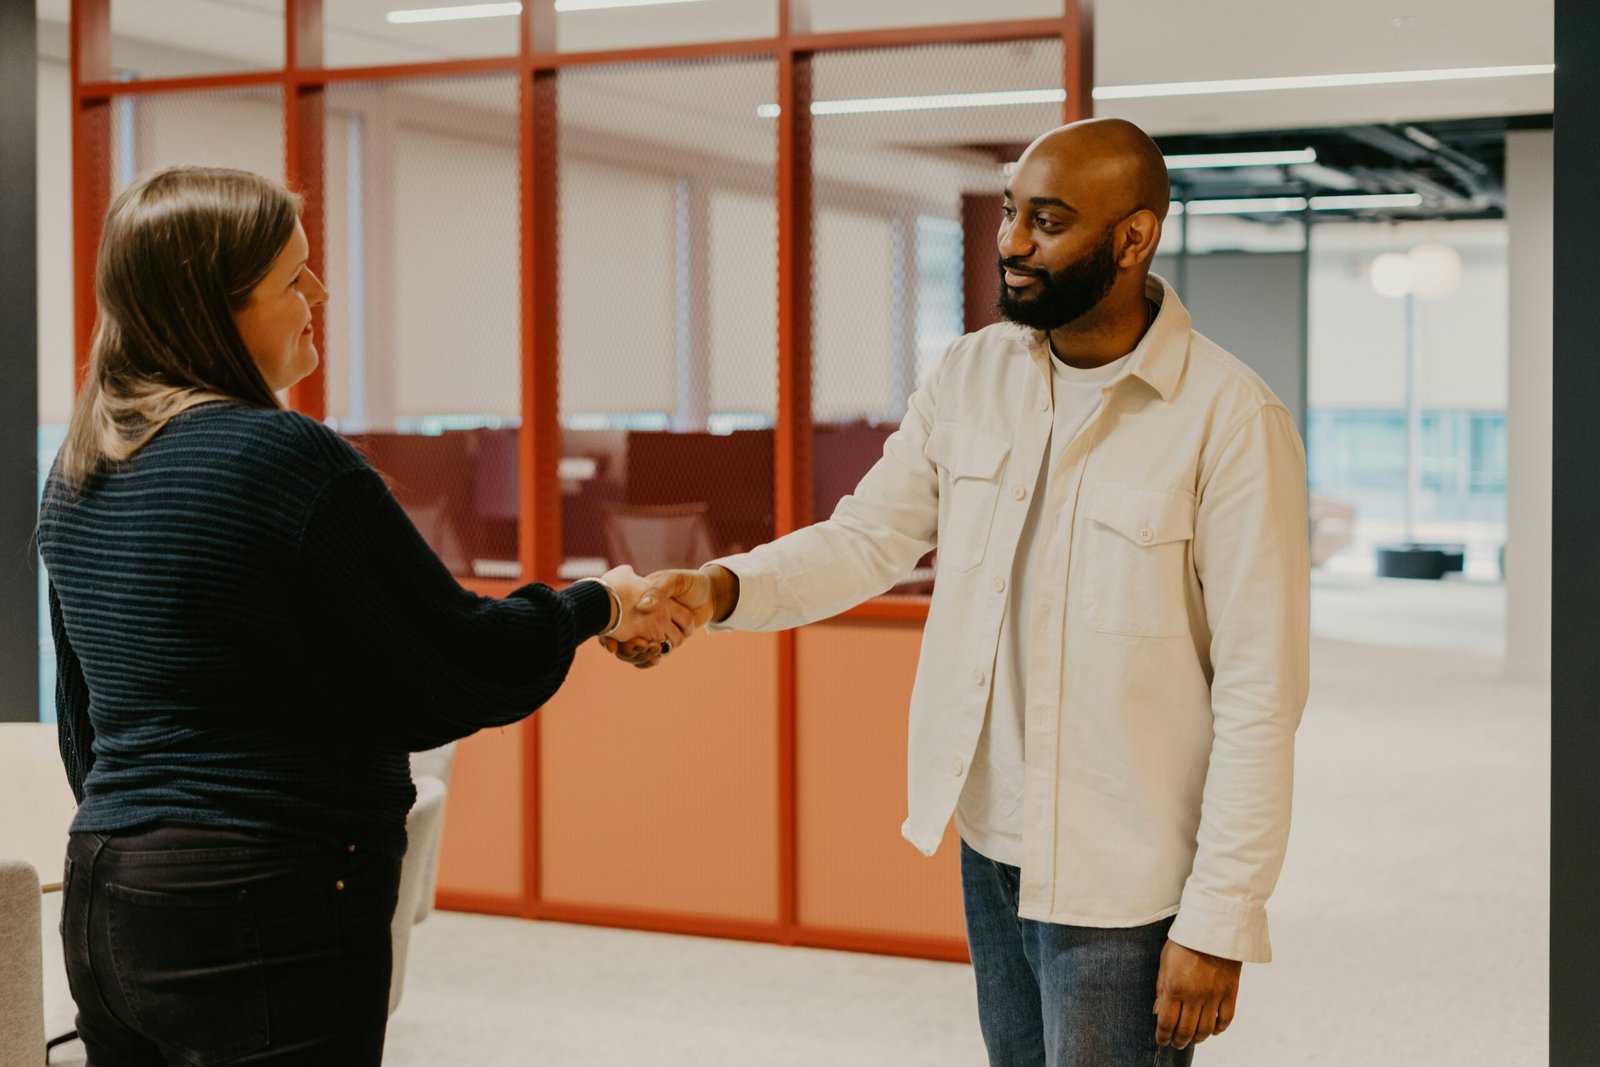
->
xmin=388 ymin=774 xmax=449 ymax=1015
xmin=0 ymin=859 xmax=45 ymax=1067
xmin=0 ymin=725 xmax=79 ymax=1063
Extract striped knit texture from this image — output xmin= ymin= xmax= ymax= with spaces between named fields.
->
xmin=38 ymin=404 xmax=610 ymax=858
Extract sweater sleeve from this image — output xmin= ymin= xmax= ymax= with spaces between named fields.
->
xmin=48 ymin=580 xmax=93 ymax=804
xmin=295 ymin=464 xmax=612 ymax=752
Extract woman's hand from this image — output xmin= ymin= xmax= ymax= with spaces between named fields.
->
xmin=600 ymin=565 xmax=695 ymax=668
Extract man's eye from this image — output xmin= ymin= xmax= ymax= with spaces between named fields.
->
xmin=1002 ymin=205 xmax=1016 ymax=219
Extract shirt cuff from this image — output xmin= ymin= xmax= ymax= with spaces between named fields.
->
xmin=1168 ymin=889 xmax=1273 ymax=964
xmin=558 ymin=579 xmax=614 ymax=642
xmin=704 ymin=553 xmax=775 ymax=632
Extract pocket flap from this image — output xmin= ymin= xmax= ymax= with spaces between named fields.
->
xmin=1087 ymin=484 xmax=1195 ymax=546
xmin=924 ymin=423 xmax=1011 ymax=481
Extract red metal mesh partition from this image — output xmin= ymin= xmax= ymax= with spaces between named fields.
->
xmin=804 ymin=0 xmax=1063 ymax=34
xmin=321 ymin=0 xmax=519 ymax=68
xmin=107 ymin=1 xmax=284 ymax=78
xmin=323 ymin=75 xmax=523 ymax=581
xmin=553 ymin=0 xmax=776 ymax=52
xmin=808 ymin=40 xmax=1062 ymax=593
xmin=109 ymin=87 xmax=285 ymax=194
xmin=556 ymin=58 xmax=778 ymax=579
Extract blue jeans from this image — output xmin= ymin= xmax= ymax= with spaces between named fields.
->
xmin=961 ymin=840 xmax=1194 ymax=1067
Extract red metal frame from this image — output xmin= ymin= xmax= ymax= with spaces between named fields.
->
xmin=70 ymin=0 xmax=111 ymax=390
xmin=286 ymin=0 xmax=326 ymax=419
xmin=67 ymin=0 xmax=1089 ymax=963
xmin=518 ymin=0 xmax=562 ymax=920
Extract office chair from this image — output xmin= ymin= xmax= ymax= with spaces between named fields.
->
xmin=600 ymin=502 xmax=719 ymax=575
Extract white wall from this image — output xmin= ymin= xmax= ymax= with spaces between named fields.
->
xmin=1309 ymin=222 xmax=1509 ymax=411
xmin=1505 ymin=130 xmax=1553 ymax=680
xmin=707 ymin=189 xmax=776 ymax=415
xmin=814 ymin=208 xmax=896 ymax=422
xmin=558 ymin=159 xmax=679 ymax=417
xmin=394 ymin=126 xmax=521 ymax=421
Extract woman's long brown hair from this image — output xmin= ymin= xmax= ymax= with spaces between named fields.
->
xmin=54 ymin=165 xmax=301 ymax=495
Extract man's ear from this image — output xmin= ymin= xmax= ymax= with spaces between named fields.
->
xmin=1117 ymin=209 xmax=1162 ymax=269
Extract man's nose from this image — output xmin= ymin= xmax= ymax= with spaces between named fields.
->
xmin=998 ymin=217 xmax=1032 ymax=260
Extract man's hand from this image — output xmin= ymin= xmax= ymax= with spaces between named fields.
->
xmin=600 ymin=566 xmax=738 ymax=668
xmin=1153 ymin=939 xmax=1241 ymax=1050
xmin=596 ymin=565 xmax=695 ymax=668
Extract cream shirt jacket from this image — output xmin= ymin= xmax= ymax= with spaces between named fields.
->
xmin=712 ymin=276 xmax=1310 ymax=964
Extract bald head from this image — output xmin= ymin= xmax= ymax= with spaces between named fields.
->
xmin=1015 ymin=119 xmax=1170 ymax=225
xmin=995 ymin=119 xmax=1170 ymax=342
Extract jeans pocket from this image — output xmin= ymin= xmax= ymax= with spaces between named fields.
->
xmin=105 ymin=881 xmax=271 ymax=1065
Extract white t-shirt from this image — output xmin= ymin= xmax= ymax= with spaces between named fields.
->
xmin=954 ymin=343 xmax=1135 ymax=867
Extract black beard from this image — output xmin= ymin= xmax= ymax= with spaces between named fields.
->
xmin=995 ymin=225 xmax=1119 ymax=331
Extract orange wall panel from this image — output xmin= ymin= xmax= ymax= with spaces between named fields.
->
xmin=539 ymin=632 xmax=781 ymax=922
xmin=435 ymin=719 xmax=526 ymax=901
xmin=795 ymin=619 xmax=965 ymax=940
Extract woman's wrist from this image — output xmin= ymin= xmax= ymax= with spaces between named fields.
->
xmin=578 ymin=577 xmax=623 ymax=636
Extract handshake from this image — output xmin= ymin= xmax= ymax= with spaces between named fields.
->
xmin=587 ymin=563 xmax=740 ymax=668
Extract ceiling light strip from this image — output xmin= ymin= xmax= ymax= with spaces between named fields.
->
xmin=1171 ymin=193 xmax=1429 ymax=216
xmin=387 ymin=2 xmax=520 ymax=22
xmin=756 ymin=63 xmax=1552 ymax=117
xmin=1165 ymin=148 xmax=1318 ymax=170
xmin=1098 ymin=63 xmax=1554 ymax=100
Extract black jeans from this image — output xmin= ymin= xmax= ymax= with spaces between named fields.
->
xmin=61 ymin=823 xmax=401 ymax=1066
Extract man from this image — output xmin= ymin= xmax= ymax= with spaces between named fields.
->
xmin=627 ymin=118 xmax=1309 ymax=1065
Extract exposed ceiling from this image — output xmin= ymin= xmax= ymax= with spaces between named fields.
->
xmin=35 ymin=0 xmax=1552 ymax=225
xmin=36 ymin=0 xmax=1555 ymax=137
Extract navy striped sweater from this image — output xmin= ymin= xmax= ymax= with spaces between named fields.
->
xmin=37 ymin=403 xmax=610 ymax=858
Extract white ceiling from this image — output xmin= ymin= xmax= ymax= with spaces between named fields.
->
xmin=36 ymin=0 xmax=1553 ymax=136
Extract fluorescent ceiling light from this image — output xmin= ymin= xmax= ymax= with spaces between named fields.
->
xmin=756 ymin=88 xmax=1065 ymax=119
xmin=1171 ymin=193 xmax=1427 ymax=216
xmin=387 ymin=2 xmax=519 ymax=21
xmin=758 ymin=63 xmax=1552 ymax=117
xmin=1098 ymin=63 xmax=1553 ymax=100
xmin=1309 ymin=193 xmax=1424 ymax=210
xmin=387 ymin=0 xmax=705 ymax=21
xmin=1176 ymin=197 xmax=1309 ymax=216
xmin=1165 ymin=148 xmax=1317 ymax=170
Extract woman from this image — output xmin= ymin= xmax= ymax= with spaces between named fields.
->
xmin=37 ymin=165 xmax=689 ymax=1065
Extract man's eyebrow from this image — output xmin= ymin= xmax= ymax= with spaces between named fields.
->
xmin=1028 ymin=197 xmax=1075 ymax=212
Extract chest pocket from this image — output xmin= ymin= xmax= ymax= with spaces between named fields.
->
xmin=1084 ymin=484 xmax=1196 ymax=637
xmin=924 ymin=423 xmax=1011 ymax=574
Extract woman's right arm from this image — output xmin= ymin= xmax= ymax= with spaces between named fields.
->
xmin=294 ymin=465 xmax=682 ymax=751
xmin=48 ymin=581 xmax=94 ymax=802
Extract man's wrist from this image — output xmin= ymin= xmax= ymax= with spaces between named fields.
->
xmin=700 ymin=564 xmax=739 ymax=622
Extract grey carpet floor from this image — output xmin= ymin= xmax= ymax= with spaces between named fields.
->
xmin=381 ymin=635 xmax=1549 ymax=1066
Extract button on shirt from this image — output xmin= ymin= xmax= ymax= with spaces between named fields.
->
xmin=957 ymin=347 xmax=1134 ymax=869
xmin=712 ymin=276 xmax=1309 ymax=964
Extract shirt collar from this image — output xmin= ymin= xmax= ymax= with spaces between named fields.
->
xmin=1024 ymin=273 xmax=1191 ymax=402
